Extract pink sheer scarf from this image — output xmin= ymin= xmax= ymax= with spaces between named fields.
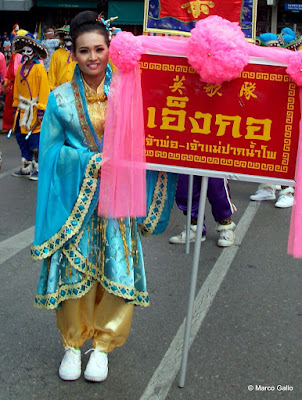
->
xmin=98 ymin=66 xmax=146 ymax=218
xmin=288 ymin=88 xmax=302 ymax=257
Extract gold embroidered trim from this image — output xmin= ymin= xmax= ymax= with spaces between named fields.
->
xmin=100 ymin=275 xmax=149 ymax=307
xmin=72 ymin=74 xmax=99 ymax=152
xmin=61 ymin=217 xmax=137 ymax=281
xmin=34 ymin=277 xmax=96 ymax=310
xmin=82 ymin=75 xmax=106 ymax=144
xmin=61 ymin=234 xmax=103 ymax=280
xmin=139 ymin=172 xmax=168 ymax=237
xmin=34 ymin=275 xmax=149 ymax=310
xmin=34 ymin=214 xmax=149 ymax=309
xmin=131 ymin=217 xmax=139 ymax=268
xmin=118 ymin=218 xmax=131 ymax=275
xmin=86 ymin=94 xmax=107 ymax=103
xmin=31 ymin=154 xmax=102 ymax=260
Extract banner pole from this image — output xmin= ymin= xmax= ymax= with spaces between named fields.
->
xmin=185 ymin=175 xmax=194 ymax=254
xmin=179 ymin=176 xmax=209 ymax=388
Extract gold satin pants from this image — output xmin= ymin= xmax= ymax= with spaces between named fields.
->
xmin=56 ymin=282 xmax=134 ymax=352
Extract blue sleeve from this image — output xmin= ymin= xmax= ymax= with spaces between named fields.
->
xmin=33 ymin=91 xmax=100 ymax=249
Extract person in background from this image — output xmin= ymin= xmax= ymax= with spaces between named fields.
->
xmin=1 ymin=50 xmax=22 ymax=134
xmin=0 ymin=50 xmax=7 ymax=93
xmin=169 ymin=175 xmax=237 ymax=247
xmin=11 ymin=33 xmax=50 ymax=180
xmin=0 ymin=50 xmax=7 ymax=138
xmin=1 ymin=32 xmax=8 ymax=47
xmin=3 ymin=36 xmax=11 ymax=61
xmin=41 ymin=27 xmax=60 ymax=72
xmin=250 ymin=184 xmax=294 ymax=208
xmin=10 ymin=24 xmax=19 ymax=42
xmin=48 ymin=26 xmax=77 ymax=90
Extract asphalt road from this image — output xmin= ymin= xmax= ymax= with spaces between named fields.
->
xmin=0 ymin=130 xmax=301 ymax=400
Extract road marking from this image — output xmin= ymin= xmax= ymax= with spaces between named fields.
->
xmin=0 ymin=226 xmax=35 ymax=265
xmin=0 ymin=167 xmax=20 ymax=180
xmin=139 ymin=201 xmax=261 ymax=400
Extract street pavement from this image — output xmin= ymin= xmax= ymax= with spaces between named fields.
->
xmin=0 ymin=130 xmax=301 ymax=400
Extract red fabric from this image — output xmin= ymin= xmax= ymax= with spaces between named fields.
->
xmin=2 ymin=90 xmax=14 ymax=130
xmin=159 ymin=0 xmax=242 ymax=23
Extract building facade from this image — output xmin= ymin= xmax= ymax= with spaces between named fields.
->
xmin=0 ymin=1 xmax=300 ymax=41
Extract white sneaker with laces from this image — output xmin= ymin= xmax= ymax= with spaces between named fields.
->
xmin=84 ymin=348 xmax=108 ymax=382
xmin=169 ymin=224 xmax=206 ymax=244
xmin=275 ymin=187 xmax=294 ymax=208
xmin=250 ymin=187 xmax=276 ymax=201
xmin=216 ymin=221 xmax=236 ymax=247
xmin=59 ymin=346 xmax=81 ymax=381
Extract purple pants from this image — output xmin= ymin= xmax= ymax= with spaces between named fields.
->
xmin=175 ymin=175 xmax=236 ymax=223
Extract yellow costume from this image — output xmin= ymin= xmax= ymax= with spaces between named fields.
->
xmin=13 ymin=63 xmax=50 ymax=134
xmin=48 ymin=47 xmax=77 ymax=90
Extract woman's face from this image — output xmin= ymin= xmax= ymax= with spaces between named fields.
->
xmin=74 ymin=31 xmax=109 ymax=80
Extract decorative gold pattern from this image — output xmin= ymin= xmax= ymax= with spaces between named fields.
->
xmin=139 ymin=172 xmax=168 ymax=237
xmin=34 ymin=213 xmax=149 ymax=309
xmin=98 ymin=216 xmax=108 ymax=280
xmin=139 ymin=61 xmax=196 ymax=74
xmin=181 ymin=1 xmax=215 ymax=19
xmin=72 ymin=74 xmax=99 ymax=152
xmin=82 ymin=76 xmax=107 ymax=143
xmin=118 ymin=218 xmax=131 ymax=275
xmin=130 ymin=218 xmax=139 ymax=268
xmin=281 ymin=82 xmax=296 ymax=171
xmin=34 ymin=275 xmax=149 ymax=309
xmin=239 ymin=71 xmax=294 ymax=83
xmin=60 ymin=214 xmax=140 ymax=279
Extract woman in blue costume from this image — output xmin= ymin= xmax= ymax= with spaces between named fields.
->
xmin=31 ymin=10 xmax=176 ymax=383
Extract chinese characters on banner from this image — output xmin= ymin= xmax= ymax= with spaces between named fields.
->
xmin=140 ymin=54 xmax=300 ymax=182
xmin=144 ymin=0 xmax=256 ymax=40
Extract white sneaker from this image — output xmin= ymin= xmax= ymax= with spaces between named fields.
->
xmin=84 ymin=348 xmax=108 ymax=382
xmin=169 ymin=225 xmax=206 ymax=244
xmin=250 ymin=187 xmax=276 ymax=201
xmin=59 ymin=346 xmax=81 ymax=381
xmin=216 ymin=221 xmax=236 ymax=247
xmin=275 ymin=187 xmax=294 ymax=208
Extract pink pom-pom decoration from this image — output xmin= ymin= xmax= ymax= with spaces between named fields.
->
xmin=286 ymin=51 xmax=302 ymax=87
xmin=186 ymin=16 xmax=249 ymax=85
xmin=109 ymin=31 xmax=144 ymax=72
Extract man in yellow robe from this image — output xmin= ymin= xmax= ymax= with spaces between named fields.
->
xmin=48 ymin=27 xmax=77 ymax=90
xmin=11 ymin=33 xmax=50 ymax=180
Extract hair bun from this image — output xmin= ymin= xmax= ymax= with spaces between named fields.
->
xmin=70 ymin=10 xmax=110 ymax=48
xmin=70 ymin=11 xmax=98 ymax=37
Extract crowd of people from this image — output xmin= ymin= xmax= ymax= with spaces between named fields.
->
xmin=0 ymin=10 xmax=297 ymax=384
xmin=0 ymin=22 xmax=77 ymax=179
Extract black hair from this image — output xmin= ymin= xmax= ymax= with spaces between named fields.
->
xmin=70 ymin=11 xmax=110 ymax=50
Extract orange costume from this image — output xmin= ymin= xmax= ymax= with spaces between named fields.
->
xmin=48 ymin=47 xmax=77 ymax=90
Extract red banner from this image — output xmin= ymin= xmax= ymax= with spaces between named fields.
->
xmin=140 ymin=54 xmax=300 ymax=182
xmin=159 ymin=0 xmax=242 ymax=23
